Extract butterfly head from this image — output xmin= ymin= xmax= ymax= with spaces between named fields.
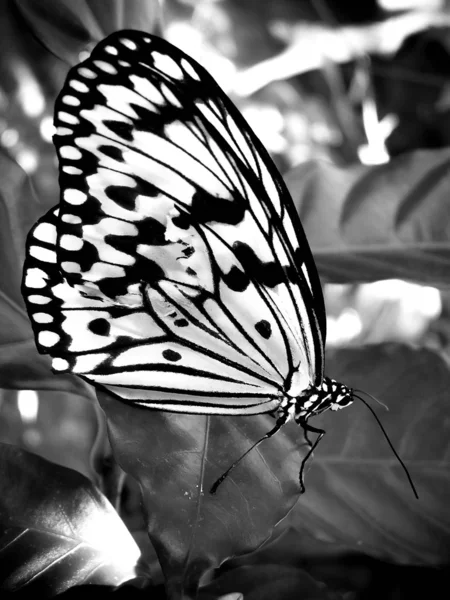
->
xmin=294 ymin=377 xmax=353 ymax=423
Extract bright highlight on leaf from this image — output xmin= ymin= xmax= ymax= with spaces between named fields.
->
xmin=327 ymin=309 xmax=362 ymax=346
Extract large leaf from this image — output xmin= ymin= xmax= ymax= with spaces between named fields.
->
xmin=287 ymin=343 xmax=450 ymax=565
xmin=14 ymin=0 xmax=161 ymax=64
xmin=0 ymin=443 xmax=140 ymax=595
xmin=97 ymin=390 xmax=309 ymax=599
xmin=0 ymin=153 xmax=91 ymax=397
xmin=213 ymin=344 xmax=450 ymax=597
xmin=285 ymin=150 xmax=450 ymax=285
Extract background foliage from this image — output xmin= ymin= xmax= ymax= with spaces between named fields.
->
xmin=1 ymin=0 xmax=450 ymax=598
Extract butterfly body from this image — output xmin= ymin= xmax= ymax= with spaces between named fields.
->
xmin=22 ymin=30 xmax=355 ymax=491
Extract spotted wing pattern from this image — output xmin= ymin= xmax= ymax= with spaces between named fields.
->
xmin=22 ymin=30 xmax=326 ymax=414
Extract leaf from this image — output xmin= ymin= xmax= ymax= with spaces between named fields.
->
xmin=0 ymin=443 xmax=140 ymax=595
xmin=97 ymin=390 xmax=309 ymax=599
xmin=0 ymin=152 xmax=89 ymax=397
xmin=218 ymin=528 xmax=450 ymax=600
xmin=284 ymin=150 xmax=450 ymax=285
xmin=199 ymin=564 xmax=338 ymax=600
xmin=287 ymin=343 xmax=450 ymax=565
xmin=13 ymin=0 xmax=162 ymax=64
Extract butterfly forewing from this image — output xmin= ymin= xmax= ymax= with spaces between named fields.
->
xmin=22 ymin=30 xmax=326 ymax=413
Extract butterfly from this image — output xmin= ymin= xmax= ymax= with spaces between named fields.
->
xmin=21 ymin=30 xmax=415 ymax=496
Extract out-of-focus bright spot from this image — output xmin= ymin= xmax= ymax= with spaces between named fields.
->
xmin=327 ymin=309 xmax=363 ymax=346
xmin=23 ymin=428 xmax=42 ymax=447
xmin=325 ymin=280 xmax=441 ymax=346
xmin=166 ymin=21 xmax=204 ymax=54
xmin=358 ymin=98 xmax=397 ymax=165
xmin=16 ymin=148 xmax=38 ymax=173
xmin=17 ymin=390 xmax=39 ymax=424
xmin=1 ymin=128 xmax=19 ymax=147
xmin=310 ymin=121 xmax=341 ymax=145
xmin=363 ymin=279 xmax=441 ymax=318
xmin=357 ymin=279 xmax=441 ymax=343
xmin=241 ymin=104 xmax=286 ymax=153
xmin=358 ymin=144 xmax=390 ymax=165
xmin=420 ymin=286 xmax=442 ymax=318
xmin=378 ymin=0 xmax=443 ymax=10
xmin=40 ymin=115 xmax=55 ymax=142
xmin=165 ymin=21 xmax=237 ymax=92
xmin=15 ymin=63 xmax=45 ymax=117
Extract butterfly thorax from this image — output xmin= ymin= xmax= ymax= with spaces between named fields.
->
xmin=278 ymin=377 xmax=353 ymax=425
xmin=294 ymin=377 xmax=353 ymax=422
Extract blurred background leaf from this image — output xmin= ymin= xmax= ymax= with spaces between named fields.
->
xmin=13 ymin=0 xmax=162 ymax=64
xmin=300 ymin=343 xmax=450 ymax=565
xmin=285 ymin=150 xmax=450 ymax=285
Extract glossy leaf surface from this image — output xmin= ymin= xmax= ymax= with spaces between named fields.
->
xmin=98 ymin=390 xmax=308 ymax=598
xmin=0 ymin=443 xmax=140 ymax=594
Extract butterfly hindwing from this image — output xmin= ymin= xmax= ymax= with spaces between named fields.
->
xmin=23 ymin=30 xmax=326 ymax=413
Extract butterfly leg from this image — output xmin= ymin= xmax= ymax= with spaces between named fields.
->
xmin=210 ymin=404 xmax=294 ymax=495
xmin=297 ymin=420 xmax=326 ymax=494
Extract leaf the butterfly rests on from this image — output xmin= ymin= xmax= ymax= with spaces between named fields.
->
xmin=21 ymin=30 xmax=354 ymax=493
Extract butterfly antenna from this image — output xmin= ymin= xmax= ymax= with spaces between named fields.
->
xmin=354 ymin=388 xmax=389 ymax=411
xmin=210 ymin=414 xmax=289 ymax=495
xmin=353 ymin=393 xmax=419 ymax=499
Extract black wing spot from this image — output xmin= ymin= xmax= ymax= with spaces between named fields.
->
xmin=255 ymin=320 xmax=272 ymax=339
xmin=104 ymin=120 xmax=134 ymax=141
xmin=105 ymin=185 xmax=139 ymax=210
xmin=191 ymin=189 xmax=246 ymax=225
xmin=222 ymin=265 xmax=249 ymax=292
xmin=163 ymin=349 xmax=182 ymax=362
xmin=181 ymin=245 xmax=195 ymax=257
xmin=233 ymin=242 xmax=283 ymax=288
xmin=136 ymin=217 xmax=168 ymax=245
xmin=172 ymin=212 xmax=191 ymax=230
xmin=174 ymin=318 xmax=189 ymax=327
xmin=89 ymin=318 xmax=111 ymax=336
xmin=99 ymin=145 xmax=124 ymax=162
